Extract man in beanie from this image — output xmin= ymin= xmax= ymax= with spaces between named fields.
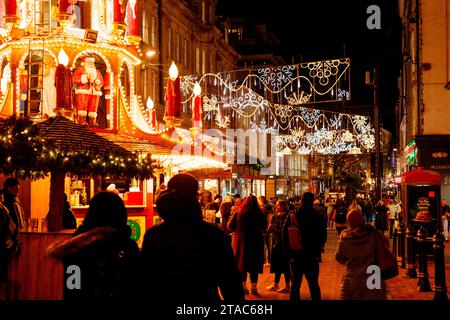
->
xmin=141 ymin=173 xmax=244 ymax=302
xmin=335 ymin=209 xmax=387 ymax=300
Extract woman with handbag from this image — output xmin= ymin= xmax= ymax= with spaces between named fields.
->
xmin=335 ymin=209 xmax=389 ymax=300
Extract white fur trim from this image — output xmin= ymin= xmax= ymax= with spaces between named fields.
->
xmin=75 ymin=89 xmax=92 ymax=94
xmin=106 ymin=114 xmax=112 ymax=120
xmin=78 ymin=110 xmax=87 ymax=116
xmin=92 ymin=92 xmax=103 ymax=96
xmin=88 ymin=112 xmax=97 ymax=117
xmin=81 ymin=75 xmax=88 ymax=84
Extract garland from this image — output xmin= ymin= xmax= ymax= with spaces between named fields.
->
xmin=0 ymin=116 xmax=154 ymax=180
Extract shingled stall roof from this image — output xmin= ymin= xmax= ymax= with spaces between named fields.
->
xmin=97 ymin=132 xmax=175 ymax=155
xmin=37 ymin=116 xmax=132 ymax=156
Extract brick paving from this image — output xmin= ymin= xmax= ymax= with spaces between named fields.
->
xmin=245 ymin=228 xmax=450 ymax=300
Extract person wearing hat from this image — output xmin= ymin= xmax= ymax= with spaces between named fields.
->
xmin=72 ymin=56 xmax=104 ymax=126
xmin=2 ymin=178 xmax=25 ymax=255
xmin=335 ymin=209 xmax=387 ymax=300
xmin=141 ymin=173 xmax=244 ymax=302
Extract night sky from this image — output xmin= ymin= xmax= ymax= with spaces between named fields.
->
xmin=217 ymin=0 xmax=402 ymax=141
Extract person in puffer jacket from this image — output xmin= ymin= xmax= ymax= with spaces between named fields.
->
xmin=335 ymin=209 xmax=387 ymax=300
xmin=47 ymin=192 xmax=139 ymax=299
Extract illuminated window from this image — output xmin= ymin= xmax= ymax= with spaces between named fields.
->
xmin=201 ymin=1 xmax=206 ymax=23
xmin=196 ymin=47 xmax=200 ymax=74
xmin=167 ymin=27 xmax=172 ymax=58
xmin=228 ymin=27 xmax=243 ymax=42
xmin=151 ymin=16 xmax=156 ymax=48
xmin=176 ymin=34 xmax=180 ymax=62
xmin=184 ymin=39 xmax=188 ymax=66
xmin=142 ymin=10 xmax=149 ymax=44
xmin=202 ymin=49 xmax=206 ymax=74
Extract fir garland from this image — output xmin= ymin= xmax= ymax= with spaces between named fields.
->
xmin=0 ymin=116 xmax=154 ymax=180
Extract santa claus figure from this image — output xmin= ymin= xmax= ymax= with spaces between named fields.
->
xmin=72 ymin=56 xmax=104 ymax=126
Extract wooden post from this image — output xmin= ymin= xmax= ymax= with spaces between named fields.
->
xmin=47 ymin=170 xmax=65 ymax=231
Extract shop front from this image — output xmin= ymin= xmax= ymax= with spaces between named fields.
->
xmin=415 ymin=135 xmax=450 ymax=201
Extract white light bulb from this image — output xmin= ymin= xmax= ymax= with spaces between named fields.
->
xmin=146 ymin=97 xmax=154 ymax=110
xmin=193 ymin=82 xmax=201 ymax=96
xmin=58 ymin=49 xmax=69 ymax=67
xmin=169 ymin=61 xmax=178 ymax=80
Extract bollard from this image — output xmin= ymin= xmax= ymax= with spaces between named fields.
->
xmin=433 ymin=232 xmax=448 ymax=301
xmin=416 ymin=226 xmax=432 ymax=292
xmin=405 ymin=226 xmax=417 ymax=278
xmin=397 ymin=221 xmax=406 ymax=268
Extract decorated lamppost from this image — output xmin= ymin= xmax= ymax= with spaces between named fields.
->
xmin=55 ymin=49 xmax=73 ymax=118
xmin=146 ymin=97 xmax=157 ymax=131
xmin=4 ymin=0 xmax=19 ymax=25
xmin=164 ymin=62 xmax=183 ymax=127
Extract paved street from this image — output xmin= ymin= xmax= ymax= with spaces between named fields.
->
xmin=245 ymin=229 xmax=450 ymax=300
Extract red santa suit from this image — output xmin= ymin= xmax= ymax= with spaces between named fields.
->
xmin=72 ymin=56 xmax=103 ymax=125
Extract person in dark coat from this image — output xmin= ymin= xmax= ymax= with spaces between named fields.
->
xmin=228 ymin=195 xmax=267 ymax=296
xmin=141 ymin=173 xmax=244 ymax=302
xmin=2 ymin=178 xmax=25 ymax=252
xmin=266 ymin=200 xmax=291 ymax=293
xmin=375 ymin=200 xmax=389 ymax=233
xmin=283 ymin=192 xmax=326 ymax=301
xmin=63 ymin=193 xmax=77 ymax=229
xmin=47 ymin=192 xmax=139 ymax=299
xmin=220 ymin=200 xmax=233 ymax=234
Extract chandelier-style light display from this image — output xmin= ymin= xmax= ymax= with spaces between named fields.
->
xmin=180 ymin=58 xmax=374 ymax=155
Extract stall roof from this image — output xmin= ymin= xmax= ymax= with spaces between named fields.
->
xmin=38 ymin=116 xmax=132 ymax=156
xmin=401 ymin=167 xmax=441 ymax=185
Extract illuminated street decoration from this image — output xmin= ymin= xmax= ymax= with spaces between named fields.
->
xmin=180 ymin=58 xmax=371 ymax=155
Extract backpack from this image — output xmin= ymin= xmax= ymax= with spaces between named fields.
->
xmin=334 ymin=207 xmax=347 ymax=224
xmin=287 ymin=213 xmax=303 ymax=251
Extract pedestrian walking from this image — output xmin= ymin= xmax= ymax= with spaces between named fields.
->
xmin=375 ymin=200 xmax=389 ymax=234
xmin=335 ymin=209 xmax=387 ymax=300
xmin=326 ymin=198 xmax=335 ymax=229
xmin=442 ymin=205 xmax=449 ymax=242
xmin=258 ymin=196 xmax=274 ymax=266
xmin=141 ymin=173 xmax=244 ymax=302
xmin=388 ymin=200 xmax=401 ymax=239
xmin=0 ymin=189 xmax=16 ymax=299
xmin=228 ymin=195 xmax=267 ymax=296
xmin=333 ymin=199 xmax=348 ymax=235
xmin=220 ymin=199 xmax=233 ymax=235
xmin=266 ymin=200 xmax=291 ymax=293
xmin=47 ymin=192 xmax=140 ymax=299
xmin=283 ymin=192 xmax=326 ymax=301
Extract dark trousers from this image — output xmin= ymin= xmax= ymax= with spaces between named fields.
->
xmin=242 ymin=272 xmax=258 ymax=283
xmin=389 ymin=219 xmax=395 ymax=238
xmin=289 ymin=256 xmax=321 ymax=301
xmin=275 ymin=272 xmax=291 ymax=284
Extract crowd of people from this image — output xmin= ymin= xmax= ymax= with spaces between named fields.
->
xmin=0 ymin=174 xmax=426 ymax=301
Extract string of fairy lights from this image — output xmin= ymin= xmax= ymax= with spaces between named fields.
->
xmin=180 ymin=58 xmax=374 ymax=155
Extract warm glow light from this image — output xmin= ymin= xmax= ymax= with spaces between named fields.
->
xmin=169 ymin=61 xmax=178 ymax=80
xmin=146 ymin=97 xmax=154 ymax=110
xmin=58 ymin=49 xmax=69 ymax=67
xmin=1 ymin=64 xmax=11 ymax=93
xmin=146 ymin=50 xmax=156 ymax=58
xmin=193 ymin=82 xmax=201 ymax=96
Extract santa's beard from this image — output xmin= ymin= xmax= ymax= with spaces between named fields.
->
xmin=85 ymin=65 xmax=97 ymax=81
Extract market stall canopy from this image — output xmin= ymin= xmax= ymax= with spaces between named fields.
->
xmin=401 ymin=167 xmax=441 ymax=185
xmin=38 ymin=116 xmax=132 ymax=156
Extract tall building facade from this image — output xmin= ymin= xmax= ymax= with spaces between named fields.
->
xmin=398 ymin=0 xmax=450 ymax=198
xmin=137 ymin=0 xmax=240 ymax=127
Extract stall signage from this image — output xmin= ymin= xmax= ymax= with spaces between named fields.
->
xmin=102 ymin=177 xmax=131 ymax=192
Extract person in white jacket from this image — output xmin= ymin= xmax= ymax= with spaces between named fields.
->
xmin=388 ymin=200 xmax=401 ymax=239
